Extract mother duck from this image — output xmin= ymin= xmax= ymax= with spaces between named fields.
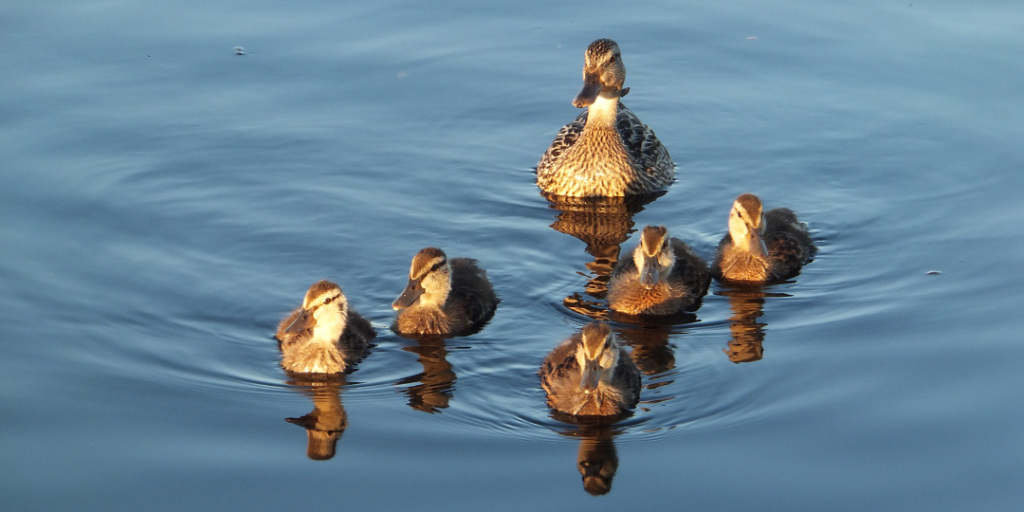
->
xmin=537 ymin=38 xmax=674 ymax=197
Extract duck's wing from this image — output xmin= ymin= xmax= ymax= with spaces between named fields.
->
xmin=612 ymin=347 xmax=642 ymax=408
xmin=710 ymin=233 xmax=735 ymax=281
xmin=609 ymin=244 xmax=638 ymax=280
xmin=540 ymin=335 xmax=582 ymax=396
xmin=342 ymin=309 xmax=375 ymax=361
xmin=616 ymin=104 xmax=673 ymax=174
xmin=765 ymin=208 xmax=816 ymax=280
xmin=276 ymin=307 xmax=303 ymax=347
xmin=538 ymin=110 xmax=588 ymax=174
xmin=670 ymin=238 xmax=711 ymax=301
xmin=449 ymin=258 xmax=499 ymax=328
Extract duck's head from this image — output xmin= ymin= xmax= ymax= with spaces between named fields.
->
xmin=392 ymin=247 xmax=452 ymax=310
xmin=284 ymin=280 xmax=348 ymax=335
xmin=728 ymin=193 xmax=768 ymax=257
xmin=633 ymin=225 xmax=677 ymax=289
xmin=573 ymin=38 xmax=630 ymax=108
xmin=576 ymin=322 xmax=620 ymax=394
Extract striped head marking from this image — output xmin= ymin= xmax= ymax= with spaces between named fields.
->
xmin=575 ymin=39 xmax=626 ymax=107
xmin=303 ymin=280 xmax=345 ymax=310
xmin=408 ymin=247 xmax=448 ymax=280
xmin=393 ymin=247 xmax=451 ymax=310
xmin=636 ymin=225 xmax=675 ymax=288
xmin=577 ymin=322 xmax=618 ymax=393
xmin=640 ymin=225 xmax=669 ymax=258
xmin=732 ymin=193 xmax=764 ymax=233
xmin=730 ymin=193 xmax=768 ymax=256
xmin=286 ymin=280 xmax=347 ymax=335
xmin=581 ymin=322 xmax=614 ymax=359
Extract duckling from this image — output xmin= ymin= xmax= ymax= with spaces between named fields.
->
xmin=607 ymin=225 xmax=710 ymax=315
xmin=539 ymin=322 xmax=641 ymax=417
xmin=392 ymin=247 xmax=498 ymax=336
xmin=711 ymin=193 xmax=816 ymax=283
xmin=537 ymin=38 xmax=674 ymax=197
xmin=276 ymin=280 xmax=375 ymax=374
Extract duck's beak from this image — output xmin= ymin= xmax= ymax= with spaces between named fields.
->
xmin=391 ymin=277 xmax=424 ymax=310
xmin=579 ymin=358 xmax=602 ymax=393
xmin=573 ymin=72 xmax=602 ymax=108
xmin=749 ymin=229 xmax=768 ymax=258
xmin=639 ymin=257 xmax=659 ymax=289
xmin=284 ymin=308 xmax=315 ymax=334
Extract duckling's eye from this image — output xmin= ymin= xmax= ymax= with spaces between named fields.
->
xmin=323 ymin=297 xmax=333 ymax=305
xmin=609 ymin=55 xmax=616 ymax=63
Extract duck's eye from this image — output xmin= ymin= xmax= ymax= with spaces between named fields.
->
xmin=323 ymin=297 xmax=333 ymax=305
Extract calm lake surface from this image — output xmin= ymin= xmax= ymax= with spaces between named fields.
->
xmin=3 ymin=0 xmax=1023 ymax=510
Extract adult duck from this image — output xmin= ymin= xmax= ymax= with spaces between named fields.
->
xmin=537 ymin=38 xmax=674 ymax=197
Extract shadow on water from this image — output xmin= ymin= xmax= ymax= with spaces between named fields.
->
xmin=393 ymin=335 xmax=457 ymax=414
xmin=714 ymin=286 xmax=792 ymax=364
xmin=284 ymin=375 xmax=348 ymax=461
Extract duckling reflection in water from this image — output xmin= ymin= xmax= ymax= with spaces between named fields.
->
xmin=537 ymin=39 xmax=674 ymax=197
xmin=540 ymin=322 xmax=641 ymax=417
xmin=608 ymin=225 xmax=710 ymax=316
xmin=285 ymin=378 xmax=347 ymax=461
xmin=712 ymin=193 xmax=816 ymax=284
xmin=557 ymin=426 xmax=621 ymax=496
xmin=722 ymin=291 xmax=768 ymax=363
xmin=276 ymin=280 xmax=374 ymax=374
xmin=392 ymin=247 xmax=498 ymax=336
xmin=395 ymin=336 xmax=456 ymax=413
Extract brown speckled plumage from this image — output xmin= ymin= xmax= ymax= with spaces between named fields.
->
xmin=537 ymin=39 xmax=674 ymax=197
xmin=712 ymin=194 xmax=816 ymax=283
xmin=392 ymin=248 xmax=498 ymax=336
xmin=607 ymin=225 xmax=710 ymax=315
xmin=275 ymin=280 xmax=374 ymax=375
xmin=539 ymin=323 xmax=641 ymax=418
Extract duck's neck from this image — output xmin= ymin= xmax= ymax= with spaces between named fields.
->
xmin=311 ymin=304 xmax=347 ymax=343
xmin=584 ymin=94 xmax=620 ymax=131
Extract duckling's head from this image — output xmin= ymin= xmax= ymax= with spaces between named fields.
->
xmin=284 ymin=280 xmax=349 ymax=336
xmin=728 ymin=193 xmax=768 ymax=257
xmin=392 ymin=247 xmax=452 ymax=310
xmin=633 ymin=225 xmax=677 ymax=289
xmin=576 ymin=322 xmax=620 ymax=394
xmin=573 ymin=38 xmax=629 ymax=108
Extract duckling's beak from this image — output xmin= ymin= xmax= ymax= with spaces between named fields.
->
xmin=573 ymin=72 xmax=602 ymax=108
xmin=639 ymin=257 xmax=659 ymax=289
xmin=579 ymin=358 xmax=602 ymax=393
xmin=284 ymin=308 xmax=316 ymax=334
xmin=749 ymin=229 xmax=768 ymax=258
xmin=392 ymin=277 xmax=424 ymax=310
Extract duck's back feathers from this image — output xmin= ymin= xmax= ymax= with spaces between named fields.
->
xmin=616 ymin=105 xmax=673 ymax=179
xmin=538 ymin=110 xmax=588 ymax=173
xmin=537 ymin=104 xmax=674 ymax=197
xmin=446 ymin=258 xmax=499 ymax=333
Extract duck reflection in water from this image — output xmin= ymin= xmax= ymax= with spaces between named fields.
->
xmin=285 ymin=376 xmax=347 ymax=461
xmin=394 ymin=335 xmax=456 ymax=413
xmin=558 ymin=426 xmax=623 ymax=496
xmin=717 ymin=287 xmax=790 ymax=363
xmin=543 ymin=191 xmax=664 ymax=318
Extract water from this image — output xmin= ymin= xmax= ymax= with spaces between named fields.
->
xmin=3 ymin=0 xmax=1023 ymax=510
